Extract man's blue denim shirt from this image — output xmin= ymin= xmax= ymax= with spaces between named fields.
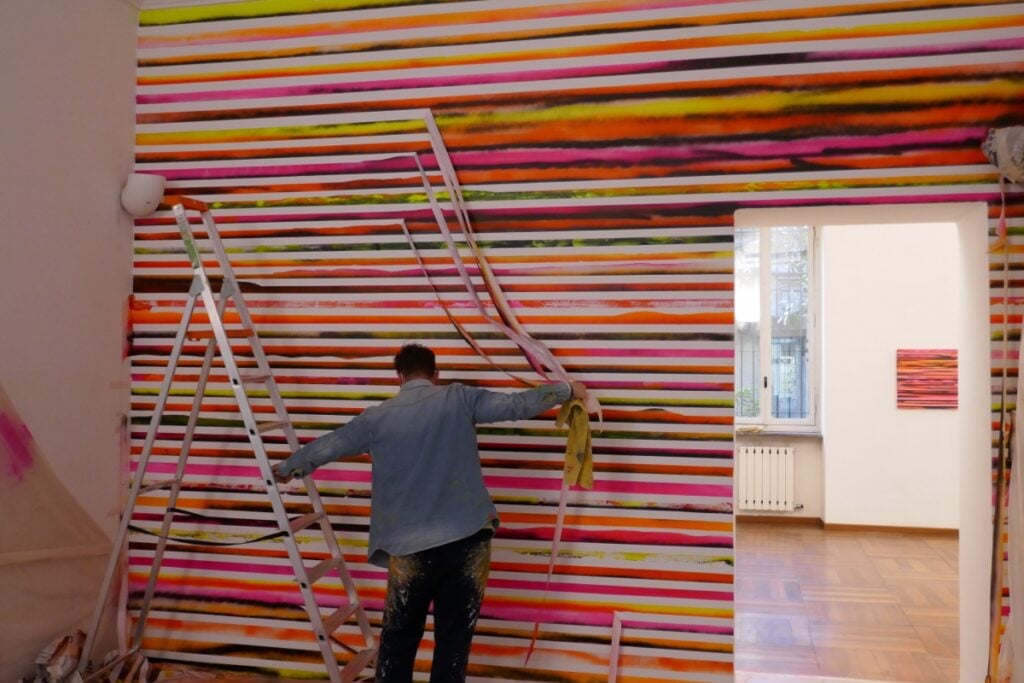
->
xmin=278 ymin=379 xmax=571 ymax=567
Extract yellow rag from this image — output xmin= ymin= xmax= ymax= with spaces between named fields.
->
xmin=556 ymin=398 xmax=593 ymax=489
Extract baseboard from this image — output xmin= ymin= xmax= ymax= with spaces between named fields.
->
xmin=736 ymin=514 xmax=822 ymax=526
xmin=822 ymin=522 xmax=958 ymax=537
xmin=735 ymin=516 xmax=959 ymax=537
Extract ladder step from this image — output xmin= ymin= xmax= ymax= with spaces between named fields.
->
xmin=321 ymin=602 xmax=360 ymax=635
xmin=340 ymin=646 xmax=377 ymax=681
xmin=306 ymin=556 xmax=342 ymax=584
xmin=239 ymin=372 xmax=272 ymax=385
xmin=139 ymin=477 xmax=183 ymax=494
xmin=186 ymin=328 xmax=255 ymax=340
xmin=256 ymin=420 xmax=289 ymax=433
xmin=289 ymin=511 xmax=325 ymax=533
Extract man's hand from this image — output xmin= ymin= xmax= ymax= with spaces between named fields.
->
xmin=273 ymin=464 xmax=295 ymax=484
xmin=569 ymin=380 xmax=600 ymax=416
xmin=570 ymin=381 xmax=588 ymax=401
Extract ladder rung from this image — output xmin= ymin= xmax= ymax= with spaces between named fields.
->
xmin=289 ymin=511 xmax=325 ymax=533
xmin=321 ymin=602 xmax=360 ymax=635
xmin=306 ymin=557 xmax=342 ymax=584
xmin=139 ymin=477 xmax=183 ymax=494
xmin=340 ymin=647 xmax=377 ymax=680
xmin=186 ymin=328 xmax=254 ymax=340
xmin=256 ymin=420 xmax=288 ymax=433
xmin=239 ymin=372 xmax=272 ymax=385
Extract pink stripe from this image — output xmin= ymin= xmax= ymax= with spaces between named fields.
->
xmin=571 ymin=347 xmax=732 ymax=358
xmin=130 ymin=460 xmax=373 ymax=485
xmin=129 ymin=577 xmax=385 ymax=612
xmin=485 ymin=474 xmax=731 ymax=498
xmin=488 ymin=576 xmax=731 ymax=602
xmin=130 ymin=555 xmax=388 ymax=582
xmin=500 ymin=526 xmax=732 ymax=547
xmin=483 ymin=603 xmax=731 ymax=631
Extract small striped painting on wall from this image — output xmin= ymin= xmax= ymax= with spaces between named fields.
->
xmin=896 ymin=349 xmax=959 ymax=409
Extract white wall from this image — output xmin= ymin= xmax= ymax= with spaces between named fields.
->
xmin=955 ymin=203 xmax=994 ymax=683
xmin=0 ymin=0 xmax=138 ymax=535
xmin=821 ymin=222 xmax=960 ymax=529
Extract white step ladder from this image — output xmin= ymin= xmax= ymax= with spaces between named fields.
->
xmin=79 ymin=196 xmax=377 ymax=682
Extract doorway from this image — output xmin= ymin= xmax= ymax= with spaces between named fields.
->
xmin=732 ymin=203 xmax=991 ymax=682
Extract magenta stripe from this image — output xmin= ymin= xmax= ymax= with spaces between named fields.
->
xmin=481 ymin=603 xmax=731 ymax=631
xmin=129 ymin=463 xmax=730 ymax=497
xmin=129 ymin=577 xmax=385 ymax=611
xmin=500 ymin=526 xmax=732 ymax=547
xmin=570 ymin=348 xmax=732 ymax=358
xmin=485 ymin=474 xmax=731 ymax=498
xmin=488 ymin=576 xmax=731 ymax=602
xmin=130 ymin=555 xmax=388 ymax=582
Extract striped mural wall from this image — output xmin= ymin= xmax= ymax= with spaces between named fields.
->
xmin=128 ymin=0 xmax=1024 ymax=680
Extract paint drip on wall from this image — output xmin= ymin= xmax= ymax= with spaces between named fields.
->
xmin=0 ymin=386 xmax=36 ymax=482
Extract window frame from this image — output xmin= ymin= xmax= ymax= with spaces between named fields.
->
xmin=734 ymin=223 xmax=820 ymax=434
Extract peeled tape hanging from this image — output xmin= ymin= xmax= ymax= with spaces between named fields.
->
xmin=408 ymin=151 xmax=601 ymax=419
xmin=397 ymin=128 xmax=603 ymax=664
xmin=524 ymin=400 xmax=594 ymax=665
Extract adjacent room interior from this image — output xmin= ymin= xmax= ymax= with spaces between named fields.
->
xmin=731 ymin=203 xmax=991 ymax=682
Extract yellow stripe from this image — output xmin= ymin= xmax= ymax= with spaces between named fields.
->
xmin=141 ymin=0 xmax=412 ymax=26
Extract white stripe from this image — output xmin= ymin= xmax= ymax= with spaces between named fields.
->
xmin=133 ymin=165 xmax=997 ymax=194
xmin=138 ymin=153 xmax=420 ymax=171
xmin=136 ymin=183 xmax=1008 ymax=214
xmin=134 ymin=132 xmax=431 ymax=154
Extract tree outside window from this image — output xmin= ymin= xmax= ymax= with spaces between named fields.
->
xmin=735 ymin=225 xmax=816 ymax=429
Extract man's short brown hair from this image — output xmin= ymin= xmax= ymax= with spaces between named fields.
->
xmin=394 ymin=343 xmax=436 ymax=378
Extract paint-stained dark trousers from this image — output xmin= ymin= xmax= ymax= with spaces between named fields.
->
xmin=376 ymin=528 xmax=493 ymax=683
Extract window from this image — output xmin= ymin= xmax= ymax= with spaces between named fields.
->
xmin=735 ymin=225 xmax=818 ymax=430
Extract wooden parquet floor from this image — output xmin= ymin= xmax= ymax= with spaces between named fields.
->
xmin=734 ymin=520 xmax=959 ymax=683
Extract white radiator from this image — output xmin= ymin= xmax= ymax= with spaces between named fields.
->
xmin=737 ymin=446 xmax=795 ymax=511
